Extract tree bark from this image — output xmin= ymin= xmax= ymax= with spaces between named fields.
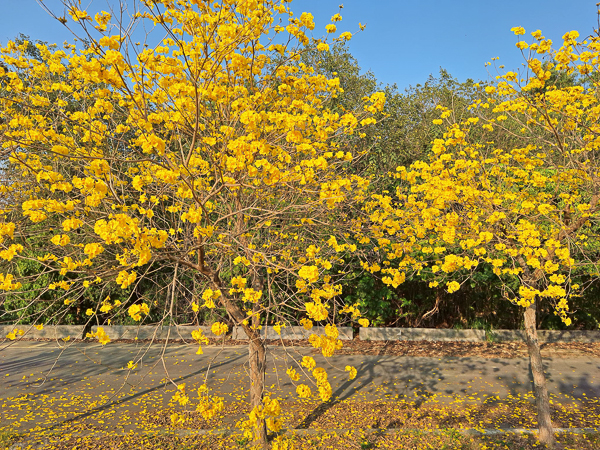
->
xmin=249 ymin=334 xmax=268 ymax=448
xmin=524 ymin=302 xmax=556 ymax=448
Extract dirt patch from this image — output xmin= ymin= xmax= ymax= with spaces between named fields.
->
xmin=9 ymin=336 xmax=600 ymax=358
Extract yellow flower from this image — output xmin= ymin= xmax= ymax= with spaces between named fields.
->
xmin=324 ymin=324 xmax=338 ymax=339
xmin=510 ymin=26 xmax=525 ymax=36
xmin=68 ymin=7 xmax=90 ymax=22
xmin=286 ymin=367 xmax=300 ymax=381
xmin=325 ymin=24 xmax=337 ymax=33
xmin=446 ymin=281 xmax=460 ymax=293
xmin=273 ymin=322 xmax=285 ymax=335
xmin=301 ymin=356 xmax=316 ymax=371
xmin=306 ymin=301 xmax=328 ymax=321
xmin=51 ymin=234 xmax=70 ymax=246
xmin=298 ymin=265 xmax=319 ymax=283
xmin=300 ymin=12 xmax=315 ymax=30
xmin=211 ymin=322 xmax=229 ymax=336
xmin=358 ymin=318 xmax=369 ymax=328
xmin=116 ymin=270 xmax=137 ymax=289
xmin=516 ymin=41 xmax=528 ymax=50
xmin=345 ymin=365 xmax=357 ymax=380
xmin=204 ymin=299 xmax=216 ymax=309
xmin=318 ymin=381 xmax=332 ymax=401
xmin=126 ymin=360 xmax=137 ymax=370
xmin=128 ymin=304 xmax=142 ymax=321
xmin=87 ymin=326 xmax=110 ymax=345
xmin=300 ymin=318 xmax=313 ymax=330
xmin=296 ymin=384 xmax=311 ymax=398
xmin=531 ymin=29 xmax=543 ymax=39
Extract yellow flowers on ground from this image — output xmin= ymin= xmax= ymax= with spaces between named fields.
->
xmin=173 ymin=383 xmax=189 ymax=406
xmin=345 ymin=365 xmax=357 ymax=380
xmin=286 ymin=367 xmax=300 ymax=381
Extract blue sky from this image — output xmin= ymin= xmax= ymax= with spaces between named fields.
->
xmin=1 ymin=0 xmax=597 ymax=91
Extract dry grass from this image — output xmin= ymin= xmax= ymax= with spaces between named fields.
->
xmin=4 ymin=429 xmax=600 ymax=450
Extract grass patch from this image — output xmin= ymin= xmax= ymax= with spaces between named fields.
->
xmin=0 ymin=430 xmax=21 ymax=448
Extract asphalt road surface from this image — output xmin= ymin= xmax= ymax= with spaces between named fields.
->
xmin=1 ymin=341 xmax=599 ymax=434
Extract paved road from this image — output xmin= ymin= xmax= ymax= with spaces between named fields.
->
xmin=1 ymin=341 xmax=599 ymax=434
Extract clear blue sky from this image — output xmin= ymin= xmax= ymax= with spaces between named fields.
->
xmin=1 ymin=0 xmax=597 ymax=91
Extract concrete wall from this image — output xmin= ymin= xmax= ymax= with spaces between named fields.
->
xmin=491 ymin=329 xmax=600 ymax=343
xmin=3 ymin=324 xmax=599 ymax=343
xmin=232 ymin=326 xmax=353 ymax=340
xmin=360 ymin=328 xmax=600 ymax=342
xmin=0 ymin=325 xmax=85 ymax=340
xmin=359 ymin=327 xmax=485 ymax=342
xmin=90 ymin=325 xmax=212 ymax=340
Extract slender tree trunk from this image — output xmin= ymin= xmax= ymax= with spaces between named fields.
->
xmin=524 ymin=302 xmax=556 ymax=448
xmin=249 ymin=333 xmax=268 ymax=448
xmin=172 ymin=242 xmax=270 ymax=447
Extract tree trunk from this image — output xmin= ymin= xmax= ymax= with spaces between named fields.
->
xmin=524 ymin=302 xmax=556 ymax=448
xmin=249 ymin=334 xmax=268 ymax=449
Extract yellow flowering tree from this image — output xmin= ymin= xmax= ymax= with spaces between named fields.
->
xmin=0 ymin=0 xmax=383 ymax=446
xmin=368 ymin=26 xmax=600 ymax=448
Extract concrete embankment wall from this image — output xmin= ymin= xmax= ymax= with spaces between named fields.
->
xmin=1 ymin=325 xmax=600 ymax=343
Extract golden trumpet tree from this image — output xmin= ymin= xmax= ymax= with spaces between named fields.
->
xmin=0 ymin=0 xmax=382 ymax=446
xmin=368 ymin=27 xmax=600 ymax=448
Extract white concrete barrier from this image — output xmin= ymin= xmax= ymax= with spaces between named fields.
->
xmin=90 ymin=325 xmax=212 ymax=340
xmin=3 ymin=324 xmax=599 ymax=343
xmin=0 ymin=325 xmax=85 ymax=340
xmin=360 ymin=327 xmax=485 ymax=342
xmin=491 ymin=329 xmax=600 ymax=343
xmin=232 ymin=325 xmax=353 ymax=340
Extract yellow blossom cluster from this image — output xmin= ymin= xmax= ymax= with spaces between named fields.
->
xmin=0 ymin=1 xmax=387 ymax=442
xmin=367 ymin=24 xmax=600 ymax=327
xmin=128 ymin=302 xmax=149 ymax=321
xmin=86 ymin=326 xmax=110 ymax=345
